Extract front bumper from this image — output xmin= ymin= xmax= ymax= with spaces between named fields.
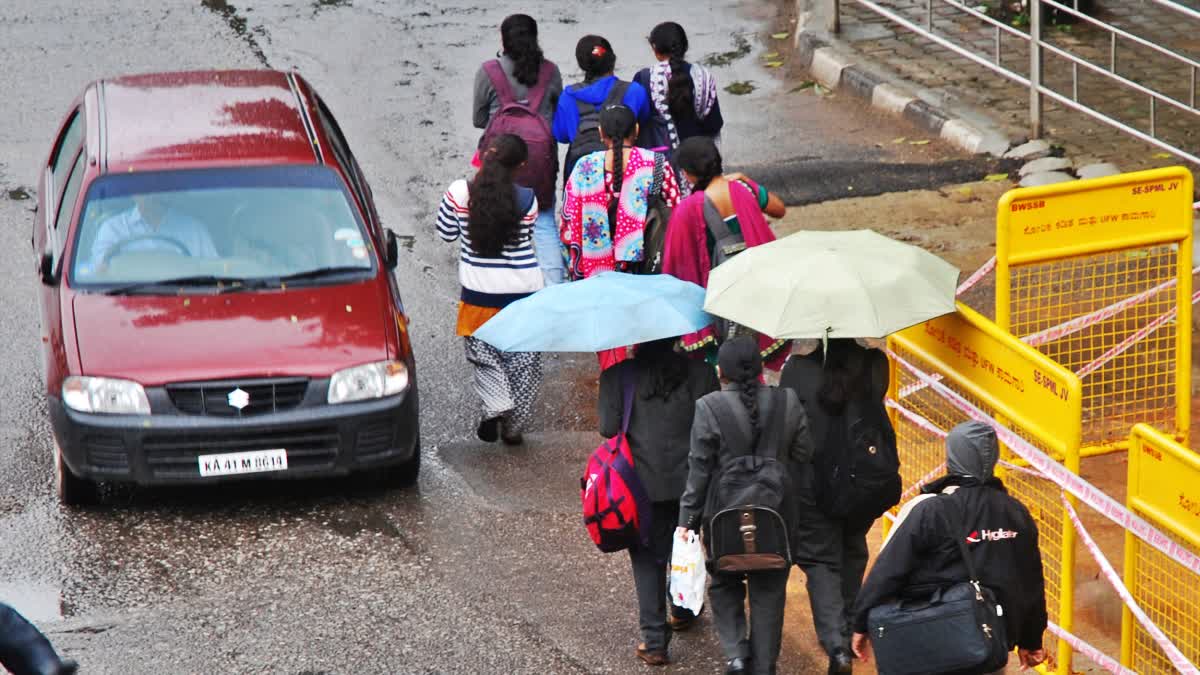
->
xmin=49 ymin=384 xmax=419 ymax=485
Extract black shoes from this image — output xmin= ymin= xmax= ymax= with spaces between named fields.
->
xmin=499 ymin=419 xmax=523 ymax=446
xmin=726 ymin=657 xmax=750 ymax=675
xmin=829 ymin=647 xmax=854 ymax=674
xmin=476 ymin=416 xmax=501 ymax=442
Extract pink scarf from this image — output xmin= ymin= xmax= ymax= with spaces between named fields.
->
xmin=662 ymin=179 xmax=789 ymax=367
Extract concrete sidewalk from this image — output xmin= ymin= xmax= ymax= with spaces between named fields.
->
xmin=789 ymin=0 xmax=1200 ymax=181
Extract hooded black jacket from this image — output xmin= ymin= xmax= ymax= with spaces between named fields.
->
xmin=852 ymin=475 xmax=1048 ymax=649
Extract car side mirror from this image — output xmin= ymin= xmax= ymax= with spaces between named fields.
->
xmin=39 ymin=252 xmax=56 ymax=286
xmin=384 ymin=229 xmax=399 ymax=270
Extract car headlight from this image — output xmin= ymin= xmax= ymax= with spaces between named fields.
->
xmin=328 ymin=361 xmax=409 ymax=404
xmin=62 ymin=376 xmax=150 ymax=415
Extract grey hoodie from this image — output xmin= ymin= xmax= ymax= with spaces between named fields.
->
xmin=945 ymin=421 xmax=999 ymax=480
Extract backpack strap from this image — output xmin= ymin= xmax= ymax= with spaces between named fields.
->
xmin=938 ymin=495 xmax=984 ymax=585
xmin=514 ymin=186 xmax=536 ymax=215
xmin=651 ymin=152 xmax=665 ymax=200
xmin=702 ymin=197 xmax=733 ymax=240
xmin=604 ymin=79 xmax=630 ymax=107
xmin=482 ymin=60 xmax=518 ymax=107
xmin=523 ymin=60 xmax=555 ymax=111
xmin=708 ymin=393 xmax=753 ymax=458
xmin=619 ymin=362 xmax=636 ymax=436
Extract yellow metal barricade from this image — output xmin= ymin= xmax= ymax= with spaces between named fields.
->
xmin=995 ymin=167 xmax=1194 ymax=453
xmin=1123 ymin=424 xmax=1200 ymax=672
xmin=888 ymin=303 xmax=1082 ymax=674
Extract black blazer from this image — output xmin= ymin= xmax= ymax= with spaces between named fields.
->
xmin=598 ymin=357 xmax=719 ymax=503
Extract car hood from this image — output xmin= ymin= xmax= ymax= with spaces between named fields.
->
xmin=72 ymin=281 xmax=391 ymax=386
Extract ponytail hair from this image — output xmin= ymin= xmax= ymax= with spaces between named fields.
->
xmin=718 ymin=336 xmax=764 ymax=444
xmin=649 ymin=22 xmax=695 ymax=121
xmin=501 ymin=14 xmax=544 ymax=87
xmin=468 ymin=134 xmax=528 ymax=258
xmin=576 ymin=35 xmax=617 ymax=82
xmin=675 ymin=136 xmax=723 ymax=191
xmin=599 ymin=105 xmax=638 ymax=238
xmin=817 ymin=339 xmax=870 ymax=416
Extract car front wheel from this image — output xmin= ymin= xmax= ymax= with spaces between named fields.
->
xmin=55 ymin=442 xmax=98 ymax=507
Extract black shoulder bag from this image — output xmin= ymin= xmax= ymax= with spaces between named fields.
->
xmin=866 ymin=505 xmax=1009 ymax=675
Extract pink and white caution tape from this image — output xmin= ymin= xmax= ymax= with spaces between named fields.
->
xmin=886 ymin=399 xmax=949 ymax=439
xmin=1076 ymin=287 xmax=1200 ymax=379
xmin=1022 ymin=271 xmax=1190 ymax=348
xmin=957 ymin=256 xmax=996 ymax=296
xmin=887 ymin=348 xmax=1200 ymax=579
xmin=1046 ymin=621 xmax=1135 ymax=675
xmin=1064 ymin=497 xmax=1199 ymax=674
xmin=884 ymin=400 xmax=949 ymax=500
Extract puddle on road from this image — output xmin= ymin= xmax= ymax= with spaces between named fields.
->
xmin=702 ymin=35 xmax=752 ymax=68
xmin=200 ymin=0 xmax=270 ymax=67
xmin=6 ymin=187 xmax=31 ymax=200
xmin=0 ymin=581 xmax=64 ymax=623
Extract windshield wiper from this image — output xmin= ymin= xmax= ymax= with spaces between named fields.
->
xmin=103 ymin=275 xmax=260 ymax=295
xmin=270 ymin=266 xmax=371 ymax=284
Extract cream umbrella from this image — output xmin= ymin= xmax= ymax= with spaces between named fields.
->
xmin=703 ymin=229 xmax=959 ymax=339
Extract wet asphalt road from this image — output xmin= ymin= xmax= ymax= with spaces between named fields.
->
xmin=0 ymin=1 xmax=977 ymax=673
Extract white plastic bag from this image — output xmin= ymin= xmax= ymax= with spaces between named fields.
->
xmin=669 ymin=531 xmax=707 ymax=614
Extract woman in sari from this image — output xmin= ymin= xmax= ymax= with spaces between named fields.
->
xmin=661 ymin=136 xmax=790 ymax=372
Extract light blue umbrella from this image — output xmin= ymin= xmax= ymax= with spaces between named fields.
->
xmin=472 ymin=272 xmax=712 ymax=352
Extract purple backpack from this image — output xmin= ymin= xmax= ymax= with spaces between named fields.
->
xmin=480 ymin=60 xmax=557 ymax=208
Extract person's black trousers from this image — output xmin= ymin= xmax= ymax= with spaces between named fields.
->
xmin=709 ymin=569 xmax=790 ymax=675
xmin=0 ymin=603 xmax=75 ymax=675
xmin=628 ymin=500 xmax=685 ymax=652
xmin=794 ymin=510 xmax=873 ymax=658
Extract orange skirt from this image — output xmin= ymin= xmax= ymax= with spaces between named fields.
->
xmin=456 ymin=302 xmax=502 ymax=337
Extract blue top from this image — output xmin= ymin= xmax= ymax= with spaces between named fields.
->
xmin=551 ymin=76 xmax=652 ymax=144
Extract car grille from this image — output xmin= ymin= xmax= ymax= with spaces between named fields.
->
xmin=355 ymin=419 xmax=396 ymax=460
xmin=84 ymin=434 xmax=130 ymax=475
xmin=142 ymin=425 xmax=339 ymax=479
xmin=166 ymin=378 xmax=308 ymax=417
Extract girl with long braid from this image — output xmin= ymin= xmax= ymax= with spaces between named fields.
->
xmin=678 ymin=337 xmax=815 ymax=675
xmin=634 ymin=22 xmax=723 ymax=194
xmin=437 ymin=134 xmax=544 ymax=444
xmin=560 ymin=104 xmax=682 ymax=281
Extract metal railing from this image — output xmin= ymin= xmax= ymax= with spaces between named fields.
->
xmin=829 ymin=0 xmax=1200 ymax=164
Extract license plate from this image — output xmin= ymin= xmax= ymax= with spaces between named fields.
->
xmin=198 ymin=449 xmax=288 ymax=477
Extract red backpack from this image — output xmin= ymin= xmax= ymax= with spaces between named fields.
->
xmin=581 ymin=367 xmax=652 ymax=552
xmin=479 ymin=59 xmax=558 ymax=209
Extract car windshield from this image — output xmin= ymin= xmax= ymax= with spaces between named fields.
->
xmin=70 ymin=166 xmax=374 ymax=289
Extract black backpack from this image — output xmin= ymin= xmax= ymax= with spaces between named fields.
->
xmin=815 ymin=393 xmax=902 ymax=524
xmin=636 ymin=153 xmax=671 ymax=275
xmin=702 ymin=390 xmax=794 ymax=574
xmin=563 ymin=80 xmax=630 ymax=184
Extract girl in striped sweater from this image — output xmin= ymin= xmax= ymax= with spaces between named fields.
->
xmin=437 ymin=134 xmax=544 ymax=444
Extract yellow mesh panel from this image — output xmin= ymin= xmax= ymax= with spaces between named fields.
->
xmin=1128 ymin=527 xmax=1200 ymax=673
xmin=1006 ymin=246 xmax=1179 ymax=449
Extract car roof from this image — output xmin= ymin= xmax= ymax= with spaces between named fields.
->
xmin=99 ymin=70 xmax=320 ymax=174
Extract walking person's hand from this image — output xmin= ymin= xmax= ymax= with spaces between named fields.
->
xmin=851 ymin=632 xmax=872 ymax=663
xmin=675 ymin=526 xmax=692 ymax=543
xmin=1018 ymin=647 xmax=1047 ymax=670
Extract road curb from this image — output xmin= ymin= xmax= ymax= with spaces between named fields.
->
xmin=793 ymin=29 xmax=1010 ymax=157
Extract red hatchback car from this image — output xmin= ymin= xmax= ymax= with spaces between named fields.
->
xmin=33 ymin=70 xmax=420 ymax=505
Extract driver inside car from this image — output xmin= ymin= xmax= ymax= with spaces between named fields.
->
xmin=90 ymin=193 xmax=219 ymax=269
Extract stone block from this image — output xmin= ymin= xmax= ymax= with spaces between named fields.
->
xmin=1019 ymin=171 xmax=1075 ymax=187
xmin=1003 ymin=139 xmax=1052 ymax=160
xmin=1018 ymin=156 xmax=1073 ymax=176
xmin=1076 ymin=163 xmax=1122 ymax=180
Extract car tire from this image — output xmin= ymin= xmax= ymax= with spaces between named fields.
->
xmin=380 ymin=438 xmax=421 ymax=488
xmin=55 ymin=442 xmax=98 ymax=507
